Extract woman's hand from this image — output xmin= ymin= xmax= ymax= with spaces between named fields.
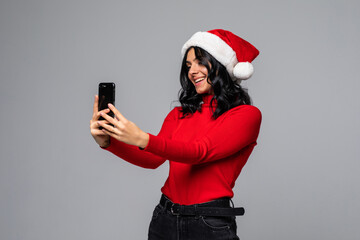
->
xmin=90 ymin=95 xmax=111 ymax=148
xmin=97 ymin=103 xmax=150 ymax=148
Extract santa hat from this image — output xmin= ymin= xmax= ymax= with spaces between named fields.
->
xmin=181 ymin=29 xmax=259 ymax=83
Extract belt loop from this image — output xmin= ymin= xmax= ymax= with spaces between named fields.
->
xmin=171 ymin=203 xmax=180 ymax=216
xmin=165 ymin=196 xmax=172 ymax=211
xmin=229 ymin=198 xmax=235 ymax=208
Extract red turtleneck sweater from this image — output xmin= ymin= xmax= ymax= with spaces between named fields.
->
xmin=101 ymin=94 xmax=262 ymax=205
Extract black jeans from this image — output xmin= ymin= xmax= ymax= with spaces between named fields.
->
xmin=148 ymin=195 xmax=240 ymax=240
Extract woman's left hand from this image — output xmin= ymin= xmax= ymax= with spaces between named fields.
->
xmin=98 ymin=103 xmax=149 ymax=148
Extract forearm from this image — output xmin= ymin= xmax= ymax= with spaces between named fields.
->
xmin=139 ymin=106 xmax=262 ymax=165
xmin=101 ymin=136 xmax=166 ymax=169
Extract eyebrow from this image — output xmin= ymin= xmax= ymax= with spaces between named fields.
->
xmin=186 ymin=57 xmax=197 ymax=64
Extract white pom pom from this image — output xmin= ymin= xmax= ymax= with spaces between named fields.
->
xmin=233 ymin=62 xmax=254 ymax=80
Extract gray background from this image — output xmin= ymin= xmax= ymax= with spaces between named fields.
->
xmin=1 ymin=0 xmax=359 ymax=239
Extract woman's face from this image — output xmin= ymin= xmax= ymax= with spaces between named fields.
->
xmin=186 ymin=48 xmax=214 ymax=95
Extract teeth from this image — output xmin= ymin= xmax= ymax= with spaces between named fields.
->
xmin=195 ymin=78 xmax=205 ymax=83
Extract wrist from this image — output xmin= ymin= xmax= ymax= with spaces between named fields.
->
xmin=138 ymin=132 xmax=149 ymax=149
xmin=99 ymin=138 xmax=111 ymax=148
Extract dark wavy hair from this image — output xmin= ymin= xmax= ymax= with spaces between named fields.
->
xmin=178 ymin=46 xmax=252 ymax=120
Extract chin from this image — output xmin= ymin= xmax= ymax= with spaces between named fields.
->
xmin=198 ymin=89 xmax=212 ymax=94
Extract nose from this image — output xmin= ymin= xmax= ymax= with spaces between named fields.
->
xmin=188 ymin=63 xmax=200 ymax=75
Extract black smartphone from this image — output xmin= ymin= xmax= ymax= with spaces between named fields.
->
xmin=98 ymin=82 xmax=115 ymax=129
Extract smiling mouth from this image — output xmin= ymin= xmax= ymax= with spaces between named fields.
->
xmin=194 ymin=77 xmax=205 ymax=86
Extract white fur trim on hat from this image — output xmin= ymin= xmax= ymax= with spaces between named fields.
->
xmin=181 ymin=31 xmax=238 ymax=80
xmin=233 ymin=62 xmax=254 ymax=80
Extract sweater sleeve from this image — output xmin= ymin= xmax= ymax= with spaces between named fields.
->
xmin=100 ymin=107 xmax=178 ymax=169
xmin=141 ymin=105 xmax=262 ymax=164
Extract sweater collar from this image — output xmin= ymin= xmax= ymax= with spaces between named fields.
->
xmin=201 ymin=94 xmax=217 ymax=107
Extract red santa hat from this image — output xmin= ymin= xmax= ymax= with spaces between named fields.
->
xmin=181 ymin=29 xmax=260 ymax=83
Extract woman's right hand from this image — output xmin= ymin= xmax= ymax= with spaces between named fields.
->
xmin=90 ymin=95 xmax=111 ymax=148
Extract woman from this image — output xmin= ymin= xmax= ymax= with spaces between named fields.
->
xmin=90 ymin=29 xmax=261 ymax=240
